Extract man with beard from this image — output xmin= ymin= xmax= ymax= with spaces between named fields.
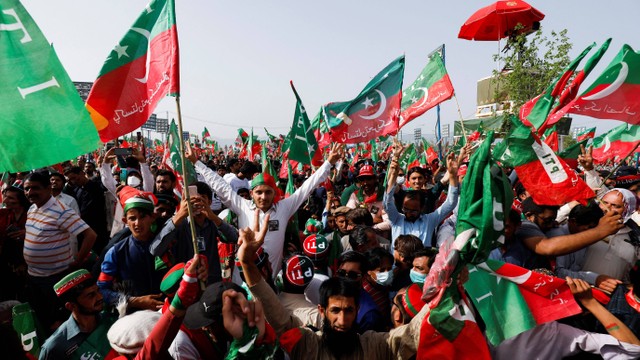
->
xmin=239 ymin=212 xmax=426 ymax=359
xmin=346 ymin=164 xmax=391 ymax=235
xmin=40 ymin=269 xmax=118 ymax=359
xmin=154 ymin=169 xmax=177 ymax=196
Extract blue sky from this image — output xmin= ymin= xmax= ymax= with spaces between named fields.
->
xmin=21 ymin=0 xmax=640 ymax=143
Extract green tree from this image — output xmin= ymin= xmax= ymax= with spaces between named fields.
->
xmin=492 ymin=27 xmax=573 ymax=132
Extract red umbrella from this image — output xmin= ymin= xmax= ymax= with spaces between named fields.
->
xmin=458 ymin=0 xmax=545 ymax=41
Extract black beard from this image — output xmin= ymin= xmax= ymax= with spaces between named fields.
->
xmin=321 ymin=320 xmax=360 ymax=359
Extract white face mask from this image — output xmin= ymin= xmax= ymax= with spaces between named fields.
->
xmin=375 ymin=270 xmax=394 ymax=287
xmin=127 ymin=176 xmax=142 ymax=188
xmin=396 ymin=176 xmax=405 ymax=185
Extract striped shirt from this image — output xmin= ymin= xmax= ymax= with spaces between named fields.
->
xmin=24 ymin=196 xmax=90 ymax=277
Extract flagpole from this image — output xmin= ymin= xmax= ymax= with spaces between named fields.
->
xmin=598 ymin=141 xmax=640 ymax=188
xmin=435 ymin=44 xmax=445 ymax=160
xmin=175 ymin=96 xmax=205 ymax=290
xmin=453 ymin=93 xmax=468 ymax=139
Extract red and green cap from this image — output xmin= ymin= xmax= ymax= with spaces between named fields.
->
xmin=251 ymin=172 xmax=282 ymax=203
xmin=283 ymin=254 xmax=314 ymax=288
xmin=402 ymin=283 xmax=426 ymax=318
xmin=302 ymin=234 xmax=329 ymax=260
xmin=303 ymin=218 xmax=324 ymax=235
xmin=160 ymin=263 xmax=185 ymax=296
xmin=53 ymin=269 xmax=93 ymax=297
xmin=118 ymin=186 xmax=158 ymax=213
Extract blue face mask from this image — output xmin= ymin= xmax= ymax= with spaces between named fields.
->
xmin=409 ymin=269 xmax=427 ymax=284
xmin=375 ymin=270 xmax=394 ymax=287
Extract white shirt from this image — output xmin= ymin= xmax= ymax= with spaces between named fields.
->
xmin=196 ymin=160 xmax=332 ymax=276
xmin=54 ymin=193 xmax=80 ymax=255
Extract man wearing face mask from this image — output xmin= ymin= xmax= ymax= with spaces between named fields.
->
xmin=409 ymin=248 xmax=437 ymax=285
xmin=364 ymin=248 xmax=394 ymax=317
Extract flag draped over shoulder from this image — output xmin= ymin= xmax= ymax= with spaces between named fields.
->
xmin=326 ymin=56 xmax=405 ymax=143
xmin=592 ymin=124 xmax=640 ymax=163
xmin=465 ymin=259 xmax=582 ymax=346
xmin=287 ymin=81 xmax=319 ymax=165
xmin=418 ymin=132 xmax=510 ymax=360
xmin=0 ymin=0 xmax=100 ymax=172
xmin=493 ymin=116 xmax=595 ymax=205
xmin=399 ymin=53 xmax=454 ymax=129
xmin=552 ymin=44 xmax=640 ymax=126
xmin=86 ymin=0 xmax=179 ymax=143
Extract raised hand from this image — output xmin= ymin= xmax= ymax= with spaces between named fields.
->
xmin=578 ymin=144 xmax=594 ymax=171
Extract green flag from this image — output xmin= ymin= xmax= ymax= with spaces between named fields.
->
xmin=0 ymin=0 xmax=100 ymax=172
xmin=287 ymin=81 xmax=318 ymax=165
xmin=397 ymin=143 xmax=416 ymax=171
xmin=163 ymin=119 xmax=196 ymax=186
xmin=261 ymin=140 xmax=277 ymax=179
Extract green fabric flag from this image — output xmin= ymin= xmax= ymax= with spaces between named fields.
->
xmin=575 ymin=127 xmax=596 ymax=142
xmin=85 ymin=0 xmax=179 ymax=142
xmin=399 ymin=53 xmax=454 ymax=129
xmin=164 ymin=119 xmax=196 ymax=186
xmin=12 ymin=302 xmax=42 ymax=358
xmin=427 ymin=132 xmax=513 ymax=342
xmin=264 ymin=127 xmax=278 ymax=142
xmin=325 ymin=55 xmax=405 ymax=143
xmin=261 ymin=140 xmax=277 ymax=179
xmin=591 ymin=124 xmax=640 ymax=163
xmin=397 ymin=143 xmax=416 ymax=171
xmin=287 ymin=81 xmax=318 ymax=165
xmin=369 ymin=140 xmax=379 ymax=163
xmin=202 ymin=127 xmax=210 ymax=139
xmin=0 ymin=0 xmax=100 ymax=172
xmin=524 ymin=43 xmax=595 ymax=131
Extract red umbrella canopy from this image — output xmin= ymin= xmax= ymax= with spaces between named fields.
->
xmin=458 ymin=0 xmax=545 ymax=41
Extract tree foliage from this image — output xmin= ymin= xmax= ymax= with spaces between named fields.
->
xmin=492 ymin=28 xmax=573 ymax=132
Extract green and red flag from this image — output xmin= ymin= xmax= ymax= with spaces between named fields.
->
xmin=520 ymin=43 xmax=595 ymax=132
xmin=576 ymin=126 xmax=596 ymax=142
xmin=465 ymin=259 xmax=582 ymax=346
xmin=0 ymin=0 xmax=100 ymax=172
xmin=418 ymin=132 xmax=509 ymax=360
xmin=591 ymin=123 xmax=640 ymax=163
xmin=542 ymin=125 xmax=559 ymax=152
xmin=399 ymin=53 xmax=454 ymax=129
xmin=202 ymin=127 xmax=210 ymax=140
xmin=264 ymin=127 xmax=278 ymax=143
xmin=311 ymin=109 xmax=332 ymax=152
xmin=493 ymin=116 xmax=595 ymax=205
xmin=161 ymin=119 xmax=196 ymax=195
xmin=325 ymin=55 xmax=405 ymax=143
xmin=12 ymin=302 xmax=42 ymax=359
xmin=549 ymin=39 xmax=612 ymax=121
xmin=551 ymin=44 xmax=640 ymax=126
xmin=287 ymin=81 xmax=319 ymax=166
xmin=558 ymin=138 xmax=589 ymax=169
xmin=85 ymin=0 xmax=179 ymax=143
xmin=236 ymin=128 xmax=249 ymax=149
xmin=246 ymin=128 xmax=261 ymax=161
xmin=397 ymin=143 xmax=416 ymax=172
xmin=261 ymin=140 xmax=277 ymax=179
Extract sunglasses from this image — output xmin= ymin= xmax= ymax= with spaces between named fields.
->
xmin=336 ymin=269 xmax=362 ymax=280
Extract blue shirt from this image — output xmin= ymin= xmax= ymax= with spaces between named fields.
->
xmin=384 ymin=184 xmax=459 ymax=249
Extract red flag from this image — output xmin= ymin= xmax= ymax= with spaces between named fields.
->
xmin=543 ymin=131 xmax=558 ymax=152
xmin=85 ymin=0 xmax=179 ymax=143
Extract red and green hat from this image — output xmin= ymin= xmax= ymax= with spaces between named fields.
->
xmin=53 ymin=269 xmax=93 ymax=297
xmin=402 ymin=283 xmax=426 ymax=318
xmin=302 ymin=234 xmax=329 ymax=260
xmin=303 ymin=218 xmax=324 ymax=235
xmin=283 ymin=254 xmax=314 ymax=288
xmin=118 ymin=186 xmax=157 ymax=213
xmin=160 ymin=263 xmax=185 ymax=296
xmin=251 ymin=172 xmax=282 ymax=204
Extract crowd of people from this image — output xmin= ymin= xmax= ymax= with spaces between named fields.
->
xmin=1 ymin=137 xmax=640 ymax=359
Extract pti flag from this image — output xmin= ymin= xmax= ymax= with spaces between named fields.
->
xmin=521 ymin=43 xmax=595 ymax=131
xmin=0 ymin=0 xmax=100 ymax=172
xmin=465 ymin=259 xmax=582 ymax=346
xmin=162 ymin=119 xmax=196 ymax=194
xmin=493 ymin=116 xmax=595 ymax=205
xmin=592 ymin=123 xmax=640 ymax=163
xmin=576 ymin=126 xmax=596 ymax=142
xmin=418 ymin=133 xmax=509 ymax=360
xmin=551 ymin=44 xmax=640 ymax=126
xmin=326 ymin=56 xmax=404 ymax=143
xmin=287 ymin=81 xmax=319 ymax=165
xmin=399 ymin=52 xmax=454 ymax=129
xmin=86 ymin=0 xmax=179 ymax=142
